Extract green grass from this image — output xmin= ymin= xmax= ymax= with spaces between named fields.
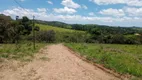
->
xmin=0 ymin=42 xmax=46 ymax=61
xmin=36 ymin=24 xmax=90 ymax=43
xmin=65 ymin=43 xmax=142 ymax=78
xmin=36 ymin=24 xmax=85 ymax=33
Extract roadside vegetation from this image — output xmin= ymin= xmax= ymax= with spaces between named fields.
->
xmin=65 ymin=43 xmax=142 ymax=79
xmin=0 ymin=14 xmax=46 ymax=61
xmin=0 ymin=42 xmax=46 ymax=61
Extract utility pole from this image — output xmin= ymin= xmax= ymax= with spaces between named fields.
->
xmin=16 ymin=16 xmax=19 ymax=44
xmin=32 ymin=15 xmax=35 ymax=49
xmin=15 ymin=16 xmax=19 ymax=49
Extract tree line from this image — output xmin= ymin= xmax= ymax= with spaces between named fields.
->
xmin=0 ymin=14 xmax=142 ymax=44
xmin=0 ymin=14 xmax=39 ymax=43
xmin=35 ymin=20 xmax=142 ymax=44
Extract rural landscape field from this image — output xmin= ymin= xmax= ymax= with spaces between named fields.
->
xmin=1 ymin=0 xmax=142 ymax=80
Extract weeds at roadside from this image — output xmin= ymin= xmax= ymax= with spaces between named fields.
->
xmin=65 ymin=43 xmax=142 ymax=78
xmin=0 ymin=42 xmax=46 ymax=61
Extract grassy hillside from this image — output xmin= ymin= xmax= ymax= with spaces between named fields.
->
xmin=36 ymin=24 xmax=85 ymax=33
xmin=65 ymin=43 xmax=142 ymax=78
xmin=36 ymin=24 xmax=90 ymax=43
xmin=35 ymin=20 xmax=71 ymax=29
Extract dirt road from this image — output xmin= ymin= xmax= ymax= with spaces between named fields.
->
xmin=0 ymin=44 xmax=122 ymax=80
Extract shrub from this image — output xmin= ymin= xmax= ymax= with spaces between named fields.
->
xmin=36 ymin=30 xmax=55 ymax=43
xmin=55 ymin=31 xmax=90 ymax=43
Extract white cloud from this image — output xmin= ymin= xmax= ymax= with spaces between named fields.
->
xmin=127 ymin=0 xmax=142 ymax=6
xmin=61 ymin=0 xmax=81 ymax=9
xmin=1 ymin=7 xmax=47 ymax=19
xmin=37 ymin=8 xmax=47 ymax=12
xmin=89 ymin=12 xmax=95 ymax=16
xmin=99 ymin=7 xmax=142 ymax=17
xmin=47 ymin=1 xmax=53 ymax=5
xmin=99 ymin=8 xmax=125 ymax=17
xmin=124 ymin=7 xmax=142 ymax=16
xmin=90 ymin=0 xmax=125 ymax=5
xmin=90 ymin=0 xmax=142 ymax=7
xmin=1 ymin=7 xmax=142 ymax=26
xmin=82 ymin=5 xmax=88 ymax=9
xmin=53 ymin=7 xmax=76 ymax=14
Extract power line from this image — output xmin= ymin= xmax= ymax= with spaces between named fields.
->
xmin=13 ymin=0 xmax=31 ymax=14
xmin=13 ymin=0 xmax=24 ymax=9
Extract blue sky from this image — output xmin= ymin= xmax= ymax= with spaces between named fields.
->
xmin=0 ymin=0 xmax=142 ymax=27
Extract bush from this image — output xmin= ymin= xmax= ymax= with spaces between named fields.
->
xmin=36 ymin=30 xmax=55 ymax=43
xmin=55 ymin=31 xmax=90 ymax=43
xmin=111 ymin=35 xmax=125 ymax=44
xmin=124 ymin=35 xmax=141 ymax=44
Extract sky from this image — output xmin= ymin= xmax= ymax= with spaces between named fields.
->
xmin=0 ymin=0 xmax=142 ymax=27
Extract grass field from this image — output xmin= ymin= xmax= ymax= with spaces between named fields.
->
xmin=0 ymin=42 xmax=46 ymax=61
xmin=36 ymin=24 xmax=85 ymax=33
xmin=65 ymin=43 xmax=142 ymax=78
xmin=36 ymin=24 xmax=90 ymax=43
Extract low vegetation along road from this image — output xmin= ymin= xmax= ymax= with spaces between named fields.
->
xmin=0 ymin=44 xmax=123 ymax=80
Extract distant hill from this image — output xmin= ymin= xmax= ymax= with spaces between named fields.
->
xmin=35 ymin=20 xmax=142 ymax=28
xmin=35 ymin=20 xmax=142 ymax=35
xmin=36 ymin=24 xmax=85 ymax=33
xmin=35 ymin=20 xmax=72 ymax=29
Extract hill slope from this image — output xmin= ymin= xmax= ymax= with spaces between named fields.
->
xmin=36 ymin=24 xmax=90 ymax=43
xmin=36 ymin=24 xmax=85 ymax=33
